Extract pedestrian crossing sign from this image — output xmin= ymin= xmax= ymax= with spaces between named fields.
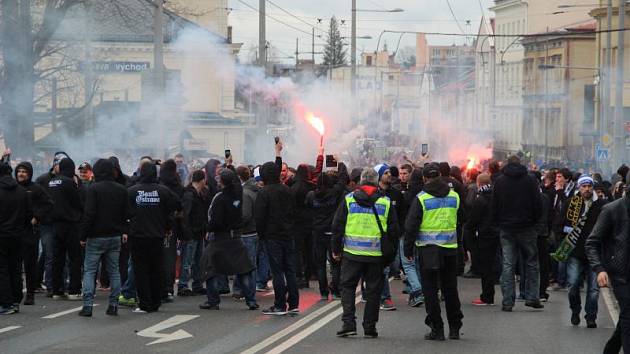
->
xmin=596 ymin=146 xmax=609 ymax=161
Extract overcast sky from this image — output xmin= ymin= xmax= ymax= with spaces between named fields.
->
xmin=228 ymin=0 xmax=495 ymax=63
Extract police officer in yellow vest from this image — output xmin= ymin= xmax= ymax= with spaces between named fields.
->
xmin=404 ymin=163 xmax=464 ymax=341
xmin=332 ymin=168 xmax=399 ymax=338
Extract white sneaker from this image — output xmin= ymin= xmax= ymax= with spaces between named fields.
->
xmin=132 ymin=307 xmax=147 ymax=314
xmin=67 ymin=294 xmax=82 ymax=301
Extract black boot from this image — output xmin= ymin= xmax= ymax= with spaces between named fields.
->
xmin=424 ymin=327 xmax=445 ymax=341
xmin=24 ymin=293 xmax=35 ymax=306
xmin=78 ymin=306 xmax=92 ymax=317
xmin=449 ymin=324 xmax=462 ymax=340
xmin=106 ymin=305 xmax=118 ymax=316
xmin=336 ymin=323 xmax=357 ymax=337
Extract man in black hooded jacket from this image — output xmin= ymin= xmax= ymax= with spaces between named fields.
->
xmin=15 ymin=161 xmax=53 ymax=305
xmin=491 ymin=155 xmax=543 ymax=312
xmin=159 ymin=159 xmax=184 ymax=303
xmin=48 ymin=158 xmax=83 ymax=300
xmin=78 ymin=159 xmax=129 ymax=317
xmin=128 ymin=162 xmax=179 ymax=313
xmin=255 ymin=158 xmax=298 ymax=316
xmin=0 ymin=160 xmax=32 ymax=314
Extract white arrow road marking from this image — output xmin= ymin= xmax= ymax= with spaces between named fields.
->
xmin=0 ymin=326 xmax=22 ymax=334
xmin=137 ymin=315 xmax=200 ymax=345
xmin=42 ymin=304 xmax=99 ymax=319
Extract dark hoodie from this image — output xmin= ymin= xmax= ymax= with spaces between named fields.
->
xmin=207 ymin=170 xmax=243 ymax=236
xmin=290 ymin=164 xmax=316 ymax=230
xmin=241 ymin=178 xmax=260 ymax=235
xmin=205 ymin=158 xmax=221 ymax=198
xmin=48 ymin=158 xmax=83 ymax=223
xmin=254 ymin=161 xmax=295 ymax=241
xmin=464 ymin=184 xmax=498 ymax=240
xmin=15 ymin=161 xmax=53 ymax=226
xmin=181 ymin=184 xmax=210 ymax=241
xmin=491 ymin=162 xmax=542 ymax=230
xmin=404 ymin=178 xmax=460 ymax=258
xmin=80 ymin=159 xmax=129 ymax=241
xmin=0 ymin=171 xmax=32 ymax=238
xmin=108 ymin=156 xmax=130 ymax=186
xmin=331 ymin=184 xmax=400 ymax=263
xmin=306 ymin=172 xmax=346 ymax=233
xmin=127 ymin=163 xmax=179 ymax=239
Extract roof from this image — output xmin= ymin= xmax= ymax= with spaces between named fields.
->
xmin=54 ymin=0 xmax=226 ymax=44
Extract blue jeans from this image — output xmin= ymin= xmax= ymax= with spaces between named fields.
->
xmin=257 ymin=239 xmax=271 ymax=288
xmin=39 ymin=225 xmax=55 ymax=290
xmin=233 ymin=236 xmax=258 ymax=296
xmin=206 ymin=272 xmax=256 ymax=306
xmin=381 ymin=266 xmax=391 ymax=301
xmin=264 ymin=239 xmax=299 ymax=310
xmin=178 ymin=239 xmax=204 ymax=291
xmin=567 ymin=256 xmax=599 ymax=320
xmin=121 ymin=258 xmax=136 ymax=299
xmin=500 ymin=228 xmax=540 ymax=306
xmin=400 ymin=239 xmax=422 ymax=295
xmin=82 ymin=237 xmax=121 ymax=307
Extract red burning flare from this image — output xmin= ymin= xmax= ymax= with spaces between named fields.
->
xmin=306 ymin=113 xmax=325 ymax=136
xmin=466 ymin=157 xmax=476 ymax=171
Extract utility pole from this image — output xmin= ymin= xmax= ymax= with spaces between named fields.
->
xmin=600 ymin=0 xmax=613 ymax=172
xmin=614 ymin=0 xmax=626 ymax=168
xmin=295 ymin=37 xmax=299 ymax=67
xmin=544 ymin=27 xmax=550 ymax=163
xmin=259 ymin=0 xmax=267 ymax=68
xmin=153 ymin=0 xmax=165 ymax=156
xmin=351 ymin=0 xmax=356 ymax=95
xmin=312 ymin=27 xmax=315 ymax=72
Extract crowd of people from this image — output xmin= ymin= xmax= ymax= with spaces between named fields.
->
xmin=0 ymin=141 xmax=629 ymax=351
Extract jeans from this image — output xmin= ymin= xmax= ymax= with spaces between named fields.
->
xmin=340 ymin=258 xmax=384 ymax=330
xmin=500 ymin=227 xmax=540 ymax=307
xmin=121 ymin=258 xmax=136 ymax=299
xmin=162 ymin=234 xmax=177 ymax=297
xmin=264 ymin=239 xmax=299 ymax=310
xmin=314 ymin=232 xmax=340 ymax=296
xmin=233 ymin=236 xmax=258 ymax=296
xmin=399 ymin=239 xmax=421 ymax=295
xmin=52 ymin=222 xmax=82 ymax=295
xmin=256 ymin=240 xmax=271 ymax=288
xmin=39 ymin=224 xmax=55 ymax=290
xmin=419 ymin=251 xmax=463 ymax=330
xmin=131 ymin=238 xmax=164 ymax=312
xmin=566 ymin=256 xmax=599 ymax=320
xmin=0 ymin=237 xmax=22 ymax=307
xmin=381 ymin=266 xmax=392 ymax=301
xmin=207 ymin=272 xmax=256 ymax=307
xmin=605 ymin=280 xmax=630 ymax=354
xmin=82 ymin=237 xmax=121 ymax=307
xmin=477 ymin=238 xmax=499 ymax=304
xmin=178 ymin=239 xmax=204 ymax=291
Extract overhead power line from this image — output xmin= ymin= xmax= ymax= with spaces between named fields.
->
xmin=265 ymin=0 xmax=328 ymax=34
xmin=378 ymin=27 xmax=630 ymax=39
xmin=235 ymin=0 xmax=312 ymax=36
xmin=446 ymin=0 xmax=466 ymax=34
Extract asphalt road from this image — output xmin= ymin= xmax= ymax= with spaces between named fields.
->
xmin=0 ymin=277 xmax=616 ymax=354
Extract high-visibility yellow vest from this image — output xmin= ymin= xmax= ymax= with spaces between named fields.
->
xmin=343 ymin=193 xmax=390 ymax=257
xmin=415 ymin=190 xmax=459 ymax=248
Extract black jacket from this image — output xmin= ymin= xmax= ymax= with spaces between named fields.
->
xmin=404 ymin=178 xmax=463 ymax=258
xmin=0 ymin=175 xmax=32 ymax=238
xmin=207 ymin=189 xmax=242 ymax=235
xmin=464 ymin=184 xmax=498 ymax=239
xmin=381 ymin=185 xmax=405 ymax=230
xmin=491 ymin=162 xmax=542 ymax=230
xmin=331 ymin=184 xmax=399 ymax=263
xmin=255 ymin=161 xmax=295 ymax=241
xmin=48 ymin=158 xmax=83 ymax=223
xmin=127 ymin=164 xmax=179 ymax=239
xmin=80 ymin=159 xmax=129 ymax=241
xmin=306 ymin=185 xmax=345 ymax=234
xmin=181 ymin=185 xmax=209 ymax=241
xmin=559 ymin=195 xmax=605 ymax=260
xmin=15 ymin=161 xmax=53 ymax=226
xmin=586 ymin=194 xmax=630 ymax=280
xmin=290 ymin=165 xmax=316 ymax=230
xmin=241 ymin=179 xmax=259 ymax=235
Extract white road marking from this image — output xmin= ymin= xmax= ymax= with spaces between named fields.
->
xmin=137 ymin=315 xmax=199 ymax=345
xmin=239 ymin=300 xmax=342 ymax=354
xmin=0 ymin=326 xmax=22 ymax=334
xmin=42 ymin=304 xmax=99 ymax=319
xmin=601 ymin=287 xmax=619 ymax=325
xmin=264 ymin=278 xmax=393 ymax=354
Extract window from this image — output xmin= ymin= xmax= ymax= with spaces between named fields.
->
xmin=366 ymin=56 xmax=372 ymax=66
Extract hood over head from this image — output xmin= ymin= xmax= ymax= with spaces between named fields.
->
xmin=295 ymin=164 xmax=311 ymax=182
xmin=0 ymin=174 xmax=18 ymax=190
xmin=502 ymin=162 xmax=528 ymax=178
xmin=139 ymin=163 xmax=158 ymax=183
xmin=15 ymin=161 xmax=33 ymax=184
xmin=205 ymin=159 xmax=221 ymax=179
xmin=260 ymin=161 xmax=280 ymax=185
xmin=423 ymin=178 xmax=451 ymax=198
xmin=160 ymin=159 xmax=180 ymax=187
xmin=93 ymin=159 xmax=115 ymax=182
xmin=58 ymin=158 xmax=76 ymax=178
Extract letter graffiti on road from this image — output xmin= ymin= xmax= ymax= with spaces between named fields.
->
xmin=137 ymin=315 xmax=199 ymax=345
